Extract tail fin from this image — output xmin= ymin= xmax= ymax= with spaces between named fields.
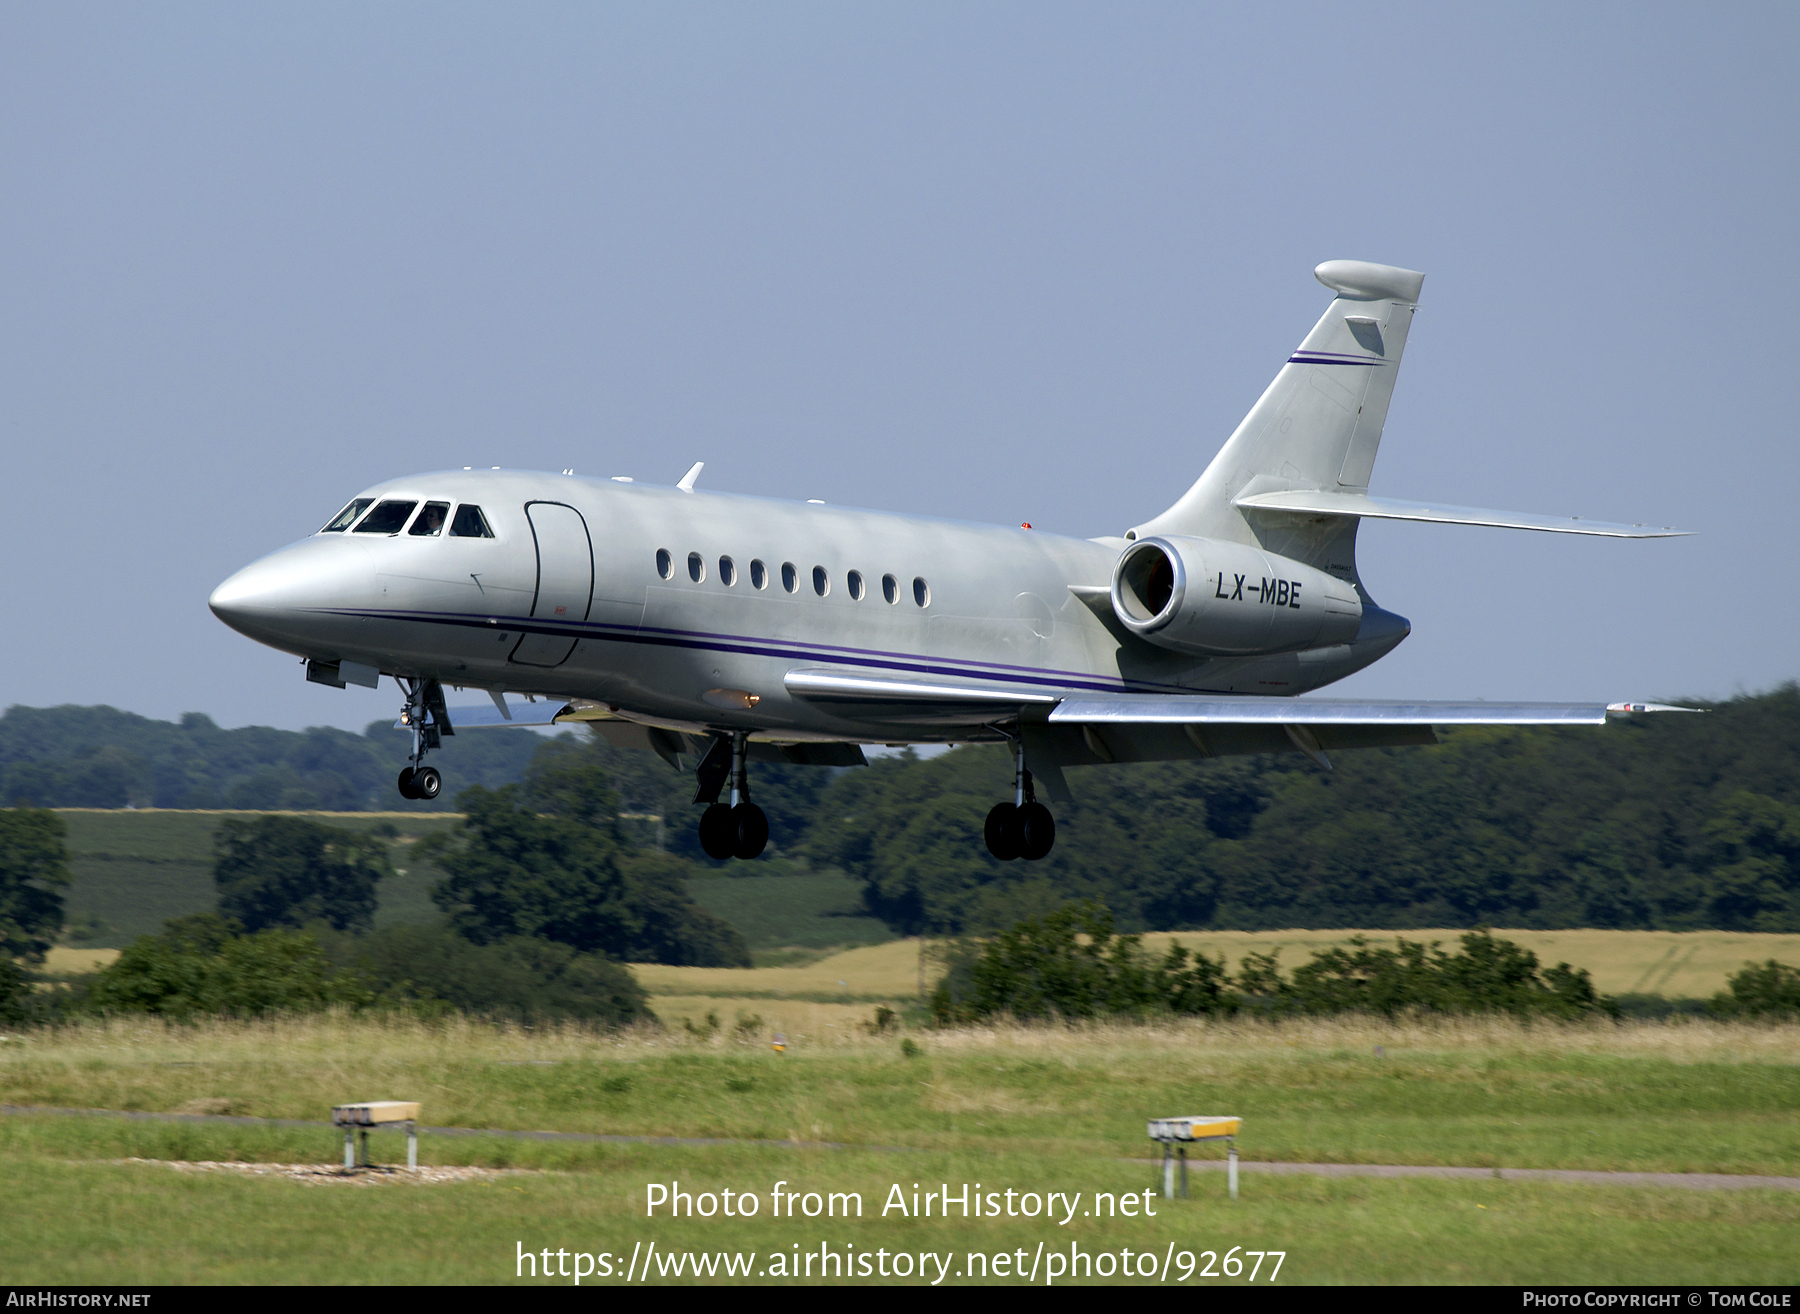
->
xmin=1132 ymin=260 xmax=1424 ymax=580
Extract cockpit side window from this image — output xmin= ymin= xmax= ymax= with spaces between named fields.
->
xmin=408 ymin=502 xmax=450 ymax=536
xmin=321 ymin=498 xmax=373 ymax=533
xmin=352 ymin=500 xmax=418 ymax=534
xmin=450 ymin=505 xmax=494 ymax=538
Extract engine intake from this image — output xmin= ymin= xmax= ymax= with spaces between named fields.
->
xmin=1111 ymin=535 xmax=1363 ymax=656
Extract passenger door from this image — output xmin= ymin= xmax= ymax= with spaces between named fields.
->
xmin=509 ymin=502 xmax=593 ymax=668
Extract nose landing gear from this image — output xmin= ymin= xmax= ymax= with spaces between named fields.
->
xmin=985 ymin=734 xmax=1055 ymax=861
xmin=397 ymin=765 xmax=442 ymax=801
xmin=695 ymin=731 xmax=768 ymax=860
xmin=396 ymin=679 xmax=452 ymax=801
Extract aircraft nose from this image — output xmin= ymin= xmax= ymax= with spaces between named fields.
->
xmin=208 ymin=563 xmax=274 ymax=629
xmin=210 ymin=541 xmax=371 ymax=647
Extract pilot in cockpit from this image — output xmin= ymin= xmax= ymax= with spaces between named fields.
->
xmin=409 ymin=502 xmax=448 ymax=537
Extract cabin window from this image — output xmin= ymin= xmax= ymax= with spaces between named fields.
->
xmin=408 ymin=502 xmax=450 ymax=537
xmin=450 ymin=505 xmax=494 ymax=538
xmin=321 ymin=498 xmax=372 ymax=533
xmin=353 ymin=500 xmax=417 ymax=534
xmin=913 ymin=577 xmax=930 ymax=607
xmin=847 ymin=570 xmax=865 ymax=601
xmin=882 ymin=573 xmax=898 ymax=604
xmin=655 ymin=548 xmax=673 ymax=579
xmin=812 ymin=566 xmax=830 ymax=597
xmin=781 ymin=562 xmax=798 ymax=593
xmin=687 ymin=552 xmax=706 ymax=583
xmin=750 ymin=559 xmax=768 ymax=590
xmin=719 ymin=556 xmax=737 ymax=587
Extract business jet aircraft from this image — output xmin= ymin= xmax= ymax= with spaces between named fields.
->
xmin=210 ymin=259 xmax=1687 ymax=862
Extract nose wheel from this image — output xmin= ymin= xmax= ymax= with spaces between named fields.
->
xmin=395 ymin=679 xmax=452 ymax=801
xmin=984 ymin=736 xmax=1055 ymax=861
xmin=694 ymin=731 xmax=768 ymax=860
xmin=397 ymin=766 xmax=442 ymax=801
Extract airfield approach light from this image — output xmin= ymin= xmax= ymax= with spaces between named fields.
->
xmin=1148 ymin=1115 xmax=1242 ymax=1200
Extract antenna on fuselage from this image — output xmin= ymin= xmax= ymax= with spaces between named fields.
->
xmin=677 ymin=461 xmax=704 ymax=492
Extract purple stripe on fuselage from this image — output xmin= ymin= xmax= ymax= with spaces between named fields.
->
xmin=306 ymin=605 xmax=1216 ymax=697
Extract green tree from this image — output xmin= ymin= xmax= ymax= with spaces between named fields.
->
xmin=1696 ymin=793 xmax=1800 ymax=931
xmin=214 ymin=815 xmax=394 ymax=933
xmin=0 ymin=956 xmax=30 ymax=1024
xmin=86 ymin=914 xmax=369 ymax=1018
xmin=0 ymin=807 xmax=71 ymax=962
xmin=428 ymin=753 xmax=750 ymax=966
xmin=547 ymin=731 xmax=839 ymax=866
xmin=1710 ymin=959 xmax=1800 ymax=1018
xmin=335 ymin=923 xmax=651 ymax=1025
xmin=938 ymin=902 xmax=1235 ymax=1021
xmin=1244 ymin=930 xmax=1614 ymax=1019
xmin=796 ymin=686 xmax=1800 ymax=937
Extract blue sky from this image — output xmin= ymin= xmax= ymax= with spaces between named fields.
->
xmin=3 ymin=2 xmax=1794 ymax=732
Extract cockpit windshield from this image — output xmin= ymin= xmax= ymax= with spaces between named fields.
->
xmin=450 ymin=505 xmax=494 ymax=537
xmin=321 ymin=498 xmax=373 ymax=532
xmin=408 ymin=502 xmax=450 ymax=536
xmin=352 ymin=500 xmax=418 ymax=534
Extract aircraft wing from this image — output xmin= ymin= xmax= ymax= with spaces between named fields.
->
xmin=1049 ymin=696 xmax=1614 ymax=726
xmin=1232 ymin=489 xmax=1689 ymax=538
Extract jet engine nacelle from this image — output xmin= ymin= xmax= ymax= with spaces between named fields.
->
xmin=1110 ymin=535 xmax=1364 ymax=656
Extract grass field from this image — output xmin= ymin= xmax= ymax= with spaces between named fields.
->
xmin=23 ymin=814 xmax=1800 ymax=1283
xmin=631 ymin=938 xmax=926 ymax=1034
xmin=632 ymin=930 xmax=1798 ymax=1012
xmin=685 ymin=872 xmax=893 ymax=951
xmin=56 ymin=809 xmax=467 ymax=944
xmin=1126 ymin=929 xmax=1800 ymax=1001
xmin=1 ymin=1013 xmax=1797 ymax=1284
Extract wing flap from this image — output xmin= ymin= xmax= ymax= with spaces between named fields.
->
xmin=784 ymin=667 xmax=1058 ymax=724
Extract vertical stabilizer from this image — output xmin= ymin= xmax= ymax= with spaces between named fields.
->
xmin=1132 ymin=260 xmax=1423 ymax=580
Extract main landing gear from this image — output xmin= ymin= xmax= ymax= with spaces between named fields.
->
xmin=985 ymin=735 xmax=1055 ymax=861
xmin=395 ymin=678 xmax=453 ymax=801
xmin=695 ymin=731 xmax=768 ymax=860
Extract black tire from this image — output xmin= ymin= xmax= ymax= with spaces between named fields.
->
xmin=698 ymin=803 xmax=736 ymax=860
xmin=1018 ymin=801 xmax=1055 ymax=860
xmin=984 ymin=802 xmax=1020 ymax=860
xmin=397 ymin=768 xmax=419 ymax=800
xmin=732 ymin=803 xmax=769 ymax=860
xmin=413 ymin=766 xmax=442 ymax=801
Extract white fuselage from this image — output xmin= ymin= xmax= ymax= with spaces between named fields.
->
xmin=210 ymin=469 xmax=1408 ymax=744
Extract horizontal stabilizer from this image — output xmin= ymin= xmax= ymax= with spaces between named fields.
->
xmin=1050 ymin=696 xmax=1611 ymax=726
xmin=1233 ymin=489 xmax=1688 ymax=538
